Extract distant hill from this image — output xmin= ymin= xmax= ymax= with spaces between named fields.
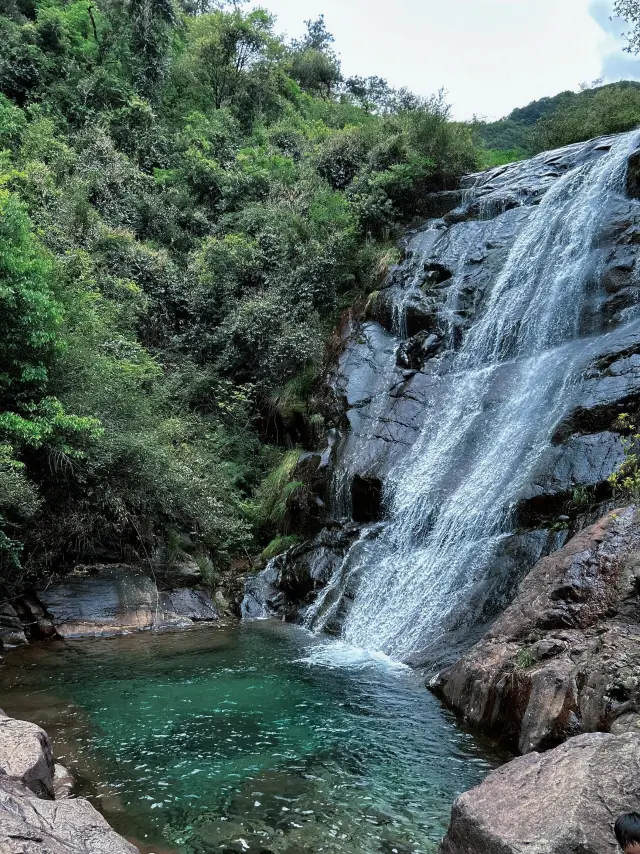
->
xmin=476 ymin=80 xmax=640 ymax=156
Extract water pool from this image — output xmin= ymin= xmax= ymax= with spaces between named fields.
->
xmin=0 ymin=622 xmax=503 ymax=854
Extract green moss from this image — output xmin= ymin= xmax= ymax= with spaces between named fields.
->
xmin=261 ymin=534 xmax=300 ymax=561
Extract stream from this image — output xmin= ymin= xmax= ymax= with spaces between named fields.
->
xmin=0 ymin=623 xmax=503 ymax=854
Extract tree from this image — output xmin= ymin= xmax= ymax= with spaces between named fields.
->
xmin=172 ymin=9 xmax=277 ymax=111
xmin=292 ymin=14 xmax=334 ymax=53
xmin=614 ymin=0 xmax=640 ymax=53
xmin=289 ymin=14 xmax=340 ymax=96
xmin=126 ymin=0 xmax=177 ymax=96
xmin=344 ymin=75 xmax=392 ymax=113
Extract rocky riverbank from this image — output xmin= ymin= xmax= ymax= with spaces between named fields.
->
xmin=434 ymin=506 xmax=640 ymax=853
xmin=0 ymin=710 xmax=137 ymax=853
xmin=0 ymin=564 xmax=228 ymax=649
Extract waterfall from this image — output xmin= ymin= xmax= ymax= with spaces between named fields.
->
xmin=307 ymin=132 xmax=638 ymax=662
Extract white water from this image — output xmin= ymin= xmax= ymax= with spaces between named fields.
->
xmin=307 ymin=132 xmax=637 ymax=662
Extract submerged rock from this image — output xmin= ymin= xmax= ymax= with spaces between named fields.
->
xmin=439 ymin=732 xmax=640 ymax=854
xmin=436 ymin=507 xmax=640 ymax=753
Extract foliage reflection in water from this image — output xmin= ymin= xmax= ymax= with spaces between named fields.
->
xmin=0 ymin=623 xmax=503 ymax=853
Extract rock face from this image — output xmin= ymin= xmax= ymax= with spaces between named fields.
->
xmin=37 ymin=565 xmax=218 ymax=638
xmin=241 ymin=524 xmax=364 ymax=620
xmin=0 ymin=714 xmax=138 ymax=853
xmin=159 ymin=588 xmax=218 ymax=622
xmin=439 ymin=732 xmax=640 ymax=854
xmin=436 ymin=507 xmax=640 ymax=754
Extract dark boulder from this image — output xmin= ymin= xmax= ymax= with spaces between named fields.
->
xmin=241 ymin=524 xmax=364 ymax=620
xmin=0 ymin=603 xmax=27 ymax=648
xmin=396 ymin=331 xmax=443 ymax=369
xmin=626 ymin=146 xmax=640 ymax=200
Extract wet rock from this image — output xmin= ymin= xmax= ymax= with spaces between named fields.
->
xmin=159 ymin=589 xmax=218 ymax=623
xmin=626 ymin=145 xmax=640 ymax=199
xmin=555 ymin=320 xmax=640 ymax=439
xmin=416 ymin=528 xmax=568 ymax=668
xmin=38 ymin=565 xmax=159 ymax=638
xmin=242 ymin=524 xmax=364 ymax=620
xmin=396 ymin=331 xmax=443 ymax=369
xmin=14 ymin=595 xmax=56 ymax=640
xmin=0 ymin=603 xmax=27 ymax=648
xmin=0 ymin=716 xmax=54 ymax=799
xmin=436 ymin=508 xmax=640 ymax=753
xmin=439 ymin=732 xmax=640 ymax=854
xmin=516 ymin=431 xmax=624 ymax=524
xmin=403 ymin=294 xmax=439 ymax=337
xmin=0 ymin=773 xmax=139 ymax=853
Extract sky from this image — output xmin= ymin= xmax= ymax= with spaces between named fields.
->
xmin=252 ymin=0 xmax=640 ymax=120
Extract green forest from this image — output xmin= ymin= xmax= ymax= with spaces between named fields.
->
xmin=2 ymin=0 xmax=640 ymax=592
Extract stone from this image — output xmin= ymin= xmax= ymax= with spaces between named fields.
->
xmin=0 ymin=604 xmax=27 ymax=648
xmin=0 ymin=773 xmax=139 ymax=854
xmin=396 ymin=331 xmax=442 ymax=370
xmin=159 ymin=589 xmax=218 ymax=623
xmin=627 ymin=146 xmax=640 ymax=199
xmin=436 ymin=508 xmax=640 ymax=753
xmin=241 ymin=524 xmax=364 ymax=620
xmin=38 ymin=566 xmax=159 ymax=638
xmin=14 ymin=595 xmax=56 ymax=640
xmin=0 ymin=716 xmax=54 ymax=799
xmin=53 ymin=764 xmax=74 ymax=800
xmin=439 ymin=732 xmax=640 ymax=854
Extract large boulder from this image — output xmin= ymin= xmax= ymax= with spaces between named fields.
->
xmin=439 ymin=732 xmax=640 ymax=854
xmin=0 ymin=717 xmax=54 ymax=799
xmin=435 ymin=507 xmax=640 ymax=754
xmin=241 ymin=524 xmax=365 ymax=620
xmin=37 ymin=566 xmax=219 ymax=638
xmin=38 ymin=566 xmax=159 ymax=638
xmin=0 ymin=773 xmax=138 ymax=854
xmin=159 ymin=588 xmax=218 ymax=623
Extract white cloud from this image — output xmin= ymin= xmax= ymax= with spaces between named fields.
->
xmin=254 ymin=0 xmax=615 ymax=119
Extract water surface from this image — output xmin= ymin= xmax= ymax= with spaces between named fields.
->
xmin=0 ymin=623 xmax=503 ymax=853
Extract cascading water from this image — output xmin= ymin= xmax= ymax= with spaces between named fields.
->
xmin=306 ymin=131 xmax=639 ymax=662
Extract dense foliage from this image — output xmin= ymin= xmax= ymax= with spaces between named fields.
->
xmin=0 ymin=0 xmax=479 ymax=587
